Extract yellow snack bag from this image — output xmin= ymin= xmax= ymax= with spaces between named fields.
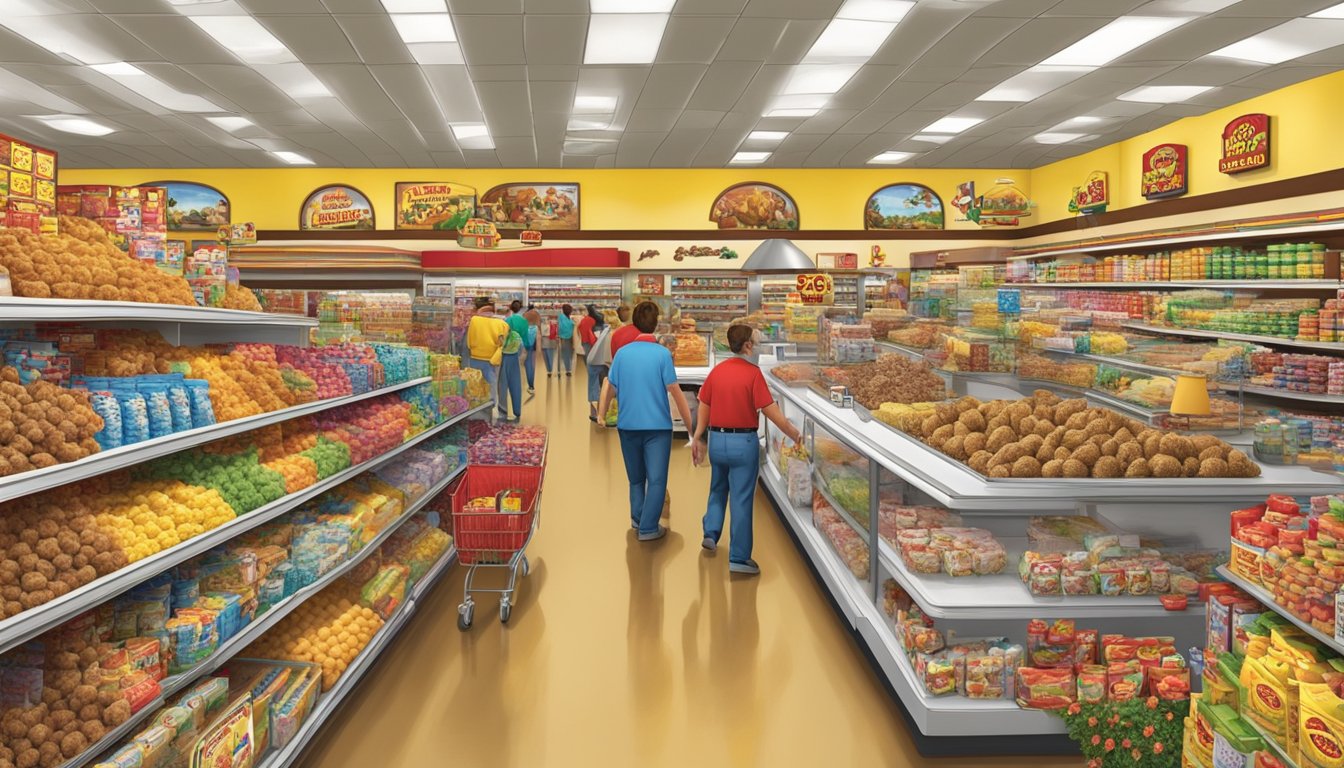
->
xmin=1242 ymin=652 xmax=1294 ymax=743
xmin=1298 ymin=682 xmax=1344 ymax=768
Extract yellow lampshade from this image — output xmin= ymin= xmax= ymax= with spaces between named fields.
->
xmin=1170 ymin=374 xmax=1211 ymax=416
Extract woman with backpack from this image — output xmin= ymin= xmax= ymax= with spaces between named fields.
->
xmin=497 ymin=300 xmax=527 ymax=422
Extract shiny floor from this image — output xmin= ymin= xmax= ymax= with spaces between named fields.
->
xmin=299 ymin=362 xmax=1081 ymax=768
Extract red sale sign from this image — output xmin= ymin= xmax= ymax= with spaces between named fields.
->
xmin=796 ymin=273 xmax=833 ymax=304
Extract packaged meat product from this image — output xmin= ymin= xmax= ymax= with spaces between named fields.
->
xmin=972 ymin=544 xmax=1008 ymax=576
xmin=1107 ymin=661 xmax=1143 ymax=701
xmin=1029 ymin=561 xmax=1061 ymax=596
xmin=1015 ymin=667 xmax=1076 ymax=710
xmin=924 ymin=656 xmax=960 ymax=696
xmin=1127 ymin=567 xmax=1152 ymax=596
xmin=1077 ymin=664 xmax=1107 ymax=704
xmin=902 ymin=545 xmax=942 ymax=575
xmin=897 ymin=528 xmax=930 ymax=548
xmin=963 ymin=654 xmax=1005 ymax=699
xmin=942 ymin=549 xmax=974 ymax=577
xmin=1098 ymin=565 xmax=1127 ymax=596
xmin=1062 ymin=569 xmax=1096 ymax=595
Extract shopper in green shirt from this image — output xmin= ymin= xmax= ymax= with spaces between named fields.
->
xmin=497 ymin=300 xmax=529 ymax=421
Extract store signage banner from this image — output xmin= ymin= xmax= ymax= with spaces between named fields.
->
xmin=1141 ymin=144 xmax=1189 ymax=200
xmin=479 ymin=183 xmax=580 ymax=230
xmin=0 ymin=131 xmax=58 ymax=235
xmin=300 ymin=185 xmax=375 ymax=230
xmin=1068 ymin=170 xmax=1109 ymax=215
xmin=709 ymin=182 xmax=798 ymax=230
xmin=1219 ymin=114 xmax=1270 ymax=175
xmin=796 ymin=273 xmax=833 ymax=304
xmin=395 ymin=182 xmax=476 ymax=230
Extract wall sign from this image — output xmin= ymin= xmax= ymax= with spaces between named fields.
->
xmin=796 ymin=273 xmax=833 ymax=305
xmin=864 ymin=183 xmax=943 ymax=230
xmin=0 ymin=132 xmax=58 ymax=235
xmin=1220 ymin=113 xmax=1270 ymax=175
xmin=300 ymin=184 xmax=374 ymax=230
xmin=957 ymin=178 xmax=1033 ymax=227
xmin=637 ymin=274 xmax=665 ymax=295
xmin=816 ymin=252 xmax=858 ymax=270
xmin=1068 ymin=170 xmax=1109 ymax=215
xmin=709 ymin=182 xmax=798 ymax=230
xmin=479 ymin=183 xmax=579 ymax=230
xmin=395 ymin=182 xmax=476 ymax=230
xmin=1141 ymin=144 xmax=1188 ymax=200
xmin=143 ymin=181 xmax=230 ymax=231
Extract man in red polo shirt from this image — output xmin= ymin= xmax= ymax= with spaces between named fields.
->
xmin=609 ymin=302 xmax=646 ymax=357
xmin=690 ymin=324 xmax=801 ymax=575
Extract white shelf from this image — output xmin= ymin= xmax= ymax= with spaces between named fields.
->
xmin=0 ymin=377 xmax=432 ymax=505
xmin=0 ymin=401 xmax=490 ymax=656
xmin=61 ymin=466 xmax=463 ymax=768
xmin=1012 ymin=280 xmax=1340 ymax=290
xmin=1217 ymin=565 xmax=1344 ymax=656
xmin=761 ymin=464 xmax=1065 ymax=737
xmin=1243 ymin=710 xmax=1300 ymax=768
xmin=878 ymin=537 xmax=1205 ymax=620
xmin=411 ymin=544 xmax=457 ymax=603
xmin=1009 ymin=220 xmax=1344 ymax=260
xmin=769 ymin=380 xmax=1344 ymax=511
xmin=1125 ymin=322 xmax=1344 ymax=353
xmin=1241 ymin=384 xmax=1344 ymax=404
xmin=0 ymin=296 xmax=320 ymax=326
xmin=61 ymin=694 xmax=166 ymax=768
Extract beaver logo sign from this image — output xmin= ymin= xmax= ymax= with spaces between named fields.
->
xmin=1220 ymin=114 xmax=1270 ymax=175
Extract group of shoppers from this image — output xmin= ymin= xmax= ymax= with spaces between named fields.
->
xmin=598 ymin=301 xmax=801 ymax=576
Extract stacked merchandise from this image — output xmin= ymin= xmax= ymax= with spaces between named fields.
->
xmin=817 ymin=353 xmax=946 ymax=411
xmin=55 ymin=185 xmax=168 ymax=273
xmin=254 ymin=289 xmax=311 ymax=317
xmin=887 ymin=507 xmax=1007 ymax=578
xmin=812 ymin=490 xmax=869 ymax=580
xmin=1228 ymin=494 xmax=1340 ymax=632
xmin=1252 ymin=415 xmax=1344 ymax=468
xmin=784 ymin=304 xmax=820 ymax=344
xmin=467 ymin=422 xmax=547 ymax=467
xmin=316 ymin=292 xmax=364 ymax=346
xmin=525 ymin=280 xmax=622 ymax=317
xmin=819 ymin=318 xmax=876 ymax=364
xmin=1250 ymin=351 xmax=1344 ymax=395
xmin=671 ymin=332 xmax=709 ymax=367
xmin=863 ymin=307 xmax=910 ymax=341
xmin=410 ymin=297 xmax=454 ymax=353
xmin=669 ymin=276 xmax=748 ymax=331
xmin=358 ymin=294 xmax=413 ymax=344
xmin=1010 ymin=241 xmax=1334 ymax=284
xmin=0 ymin=131 xmax=58 ymax=235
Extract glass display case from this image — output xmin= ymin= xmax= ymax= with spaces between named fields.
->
xmin=526 ymin=277 xmax=623 ymax=317
xmin=670 ymin=275 xmax=749 ymax=331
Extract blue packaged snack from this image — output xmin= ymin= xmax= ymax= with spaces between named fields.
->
xmin=77 ymin=379 xmax=123 ymax=450
xmin=136 ymin=378 xmax=174 ymax=439
xmin=109 ymin=380 xmax=149 ymax=445
xmin=161 ymin=374 xmax=194 ymax=432
xmin=183 ymin=378 xmax=216 ymax=428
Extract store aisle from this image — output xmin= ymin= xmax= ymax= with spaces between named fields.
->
xmin=298 ymin=362 xmax=1077 ymax=768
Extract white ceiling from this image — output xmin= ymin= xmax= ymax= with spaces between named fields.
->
xmin=1 ymin=0 xmax=1342 ymax=168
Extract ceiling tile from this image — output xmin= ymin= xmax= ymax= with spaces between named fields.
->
xmin=457 ymin=15 xmax=526 ymax=66
xmin=720 ymin=19 xmax=790 ymax=61
xmin=522 ymin=14 xmax=586 ymax=66
xmin=260 ymin=15 xmax=363 ymax=65
xmin=742 ymin=0 xmax=842 ymax=19
xmin=635 ymin=64 xmax=707 ymax=111
xmin=109 ymin=15 xmax=239 ymax=66
xmin=335 ymin=14 xmax=416 ymax=65
xmin=658 ymin=16 xmax=733 ymax=64
xmin=450 ymin=0 xmax=524 ymax=12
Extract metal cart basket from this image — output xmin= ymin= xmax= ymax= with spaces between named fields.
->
xmin=449 ymin=464 xmax=543 ymax=628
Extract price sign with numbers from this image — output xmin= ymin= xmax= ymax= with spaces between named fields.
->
xmin=796 ymin=273 xmax=833 ymax=304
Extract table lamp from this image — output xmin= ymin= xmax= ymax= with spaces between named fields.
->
xmin=1169 ymin=374 xmax=1211 ymax=418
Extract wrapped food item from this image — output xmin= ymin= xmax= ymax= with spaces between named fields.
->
xmin=1015 ymin=667 xmax=1076 ymax=710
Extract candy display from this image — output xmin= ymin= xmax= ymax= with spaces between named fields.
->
xmin=0 ymin=367 xmax=103 ymax=475
xmin=467 ymin=423 xmax=547 ymax=466
xmin=891 ymin=390 xmax=1259 ymax=478
xmin=244 ymin=581 xmax=383 ymax=691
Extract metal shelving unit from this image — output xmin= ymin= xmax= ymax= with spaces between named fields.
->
xmin=1124 ymin=321 xmax=1344 ymax=353
xmin=1007 ymin=280 xmax=1340 ymax=290
xmin=0 ymin=297 xmax=318 ymax=345
xmin=1008 ymin=220 xmax=1344 ymax=260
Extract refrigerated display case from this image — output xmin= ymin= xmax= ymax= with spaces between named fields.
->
xmin=526 ymin=277 xmax=623 ymax=316
xmin=670 ymin=274 xmax=749 ymax=331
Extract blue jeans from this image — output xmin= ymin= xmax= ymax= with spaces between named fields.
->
xmin=542 ymin=346 xmax=555 ymax=372
xmin=467 ymin=358 xmax=497 ymax=404
xmin=587 ymin=363 xmax=608 ymax=405
xmin=618 ymin=429 xmax=672 ymax=535
xmin=524 ymin=342 xmax=537 ymax=389
xmin=558 ymin=339 xmax=574 ymax=373
xmin=498 ymin=352 xmax=522 ymax=419
xmin=703 ymin=431 xmax=760 ymax=563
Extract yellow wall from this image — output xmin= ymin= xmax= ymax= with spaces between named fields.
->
xmin=56 ymin=167 xmax=1022 ymax=233
xmin=1029 ymin=69 xmax=1344 ymax=222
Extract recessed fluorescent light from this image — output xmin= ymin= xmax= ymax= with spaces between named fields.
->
xmin=0 ymin=69 xmax=82 ymax=112
xmin=781 ymin=64 xmax=861 ymax=95
xmin=379 ymin=0 xmax=445 ymax=11
xmin=764 ymin=108 xmax=819 ymax=117
xmin=922 ymin=116 xmax=983 ymax=134
xmin=836 ymin=0 xmax=915 ymax=23
xmin=574 ymin=95 xmax=617 ymax=112
xmin=271 ymin=150 xmax=313 ymax=165
xmin=187 ymin=16 xmax=295 ymax=64
xmin=747 ymin=130 xmax=789 ymax=142
xmin=253 ymin=63 xmax=330 ymax=99
xmin=804 ymin=18 xmax=899 ymax=62
xmin=591 ymin=0 xmax=675 ymax=10
xmin=0 ymin=15 xmax=117 ymax=63
xmin=28 ymin=114 xmax=115 ymax=136
xmin=452 ymin=123 xmax=494 ymax=149
xmin=205 ymin=115 xmax=253 ymax=132
xmin=568 ymin=118 xmax=611 ymax=131
xmin=1117 ymin=85 xmax=1212 ymax=103
xmin=768 ymin=94 xmax=829 ymax=110
xmin=869 ymin=151 xmax=914 ymax=164
xmin=976 ymin=65 xmax=1092 ymax=102
xmin=584 ymin=13 xmax=669 ymax=64
xmin=89 ymin=62 xmax=221 ymax=112
xmin=1040 ymin=16 xmax=1194 ymax=67
xmin=389 ymin=13 xmax=456 ymax=43
xmin=1311 ymin=2 xmax=1344 ymax=18
xmin=1143 ymin=0 xmax=1241 ymax=10
xmin=730 ymin=151 xmax=770 ymax=164
xmin=1034 ymin=132 xmax=1087 ymax=144
xmin=1062 ymin=116 xmax=1103 ymax=125
xmin=910 ymin=134 xmax=953 ymax=144
xmin=1208 ymin=18 xmax=1344 ymax=65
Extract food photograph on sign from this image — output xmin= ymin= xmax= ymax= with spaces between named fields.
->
xmin=864 ymin=183 xmax=943 ymax=229
xmin=1068 ymin=171 xmax=1109 ymax=215
xmin=300 ymin=185 xmax=375 ymax=230
xmin=1220 ymin=113 xmax=1270 ymax=175
xmin=709 ymin=182 xmax=798 ymax=230
xmin=395 ymin=182 xmax=476 ymax=230
xmin=143 ymin=181 xmax=230 ymax=231
xmin=478 ymin=183 xmax=579 ymax=230
xmin=1141 ymin=144 xmax=1188 ymax=200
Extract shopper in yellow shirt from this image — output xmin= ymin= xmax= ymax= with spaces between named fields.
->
xmin=466 ymin=297 xmax=508 ymax=411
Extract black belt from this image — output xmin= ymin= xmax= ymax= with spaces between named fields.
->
xmin=709 ymin=426 xmax=757 ymax=434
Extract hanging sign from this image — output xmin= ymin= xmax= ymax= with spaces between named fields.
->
xmin=1141 ymin=144 xmax=1188 ymax=200
xmin=300 ymin=185 xmax=374 ymax=230
xmin=1068 ymin=170 xmax=1109 ymax=215
xmin=1219 ymin=113 xmax=1270 ymax=175
xmin=796 ymin=273 xmax=833 ymax=305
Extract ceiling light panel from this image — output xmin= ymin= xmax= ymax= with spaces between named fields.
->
xmin=781 ymin=64 xmax=861 ymax=95
xmin=91 ymin=63 xmax=221 ymax=112
xmin=28 ymin=114 xmax=115 ymax=136
xmin=868 ymin=150 xmax=913 ymax=164
xmin=730 ymin=151 xmax=770 ymax=163
xmin=389 ymin=13 xmax=457 ymax=44
xmin=379 ymin=0 xmax=446 ymax=11
xmin=271 ymin=150 xmax=314 ymax=165
xmin=910 ymin=134 xmax=953 ymax=144
xmin=252 ymin=63 xmax=330 ymax=99
xmin=803 ymin=18 xmax=899 ymax=63
xmin=574 ymin=95 xmax=617 ymax=112
xmin=1208 ymin=18 xmax=1344 ymax=65
xmin=976 ymin=65 xmax=1093 ymax=102
xmin=568 ymin=118 xmax=611 ymax=131
xmin=922 ymin=115 xmax=983 ymax=133
xmin=452 ymin=122 xmax=495 ymax=149
xmin=764 ymin=108 xmax=819 ymax=117
xmin=1040 ymin=16 xmax=1194 ymax=67
xmin=187 ymin=16 xmax=295 ymax=64
xmin=591 ymin=0 xmax=676 ymax=11
xmin=205 ymin=115 xmax=252 ymax=131
xmin=1117 ymin=85 xmax=1212 ymax=102
xmin=584 ymin=14 xmax=669 ymax=64
xmin=747 ymin=130 xmax=789 ymax=141
xmin=1034 ymin=132 xmax=1087 ymax=144
xmin=1312 ymin=3 xmax=1344 ymax=18
xmin=836 ymin=0 xmax=915 ymax=23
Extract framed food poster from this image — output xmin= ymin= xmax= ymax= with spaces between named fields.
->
xmin=1068 ymin=171 xmax=1109 ymax=215
xmin=1140 ymin=144 xmax=1188 ymax=200
xmin=1219 ymin=114 xmax=1270 ymax=175
xmin=395 ymin=182 xmax=476 ymax=230
xmin=299 ymin=185 xmax=375 ymax=230
xmin=709 ymin=182 xmax=798 ymax=230
xmin=864 ymin=183 xmax=943 ymax=229
xmin=0 ymin=131 xmax=58 ymax=235
xmin=637 ymin=274 xmax=665 ymax=296
xmin=143 ymin=181 xmax=230 ymax=231
xmin=478 ymin=183 xmax=579 ymax=230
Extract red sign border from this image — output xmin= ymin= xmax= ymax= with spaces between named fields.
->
xmin=1140 ymin=143 xmax=1189 ymax=201
xmin=1219 ymin=113 xmax=1271 ymax=176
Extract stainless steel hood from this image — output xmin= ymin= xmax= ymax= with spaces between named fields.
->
xmin=740 ymin=239 xmax=815 ymax=273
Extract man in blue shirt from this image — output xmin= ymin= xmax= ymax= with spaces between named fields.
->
xmin=598 ymin=302 xmax=693 ymax=541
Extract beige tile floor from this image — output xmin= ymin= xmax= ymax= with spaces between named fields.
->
xmin=298 ymin=362 xmax=1082 ymax=768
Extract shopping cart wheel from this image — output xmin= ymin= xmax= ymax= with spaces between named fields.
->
xmin=458 ymin=602 xmax=474 ymax=631
xmin=499 ymin=599 xmax=512 ymax=624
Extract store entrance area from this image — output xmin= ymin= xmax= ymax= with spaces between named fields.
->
xmin=296 ymin=364 xmax=1073 ymax=768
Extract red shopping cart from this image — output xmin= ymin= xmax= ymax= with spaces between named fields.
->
xmin=448 ymin=464 xmax=543 ymax=629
